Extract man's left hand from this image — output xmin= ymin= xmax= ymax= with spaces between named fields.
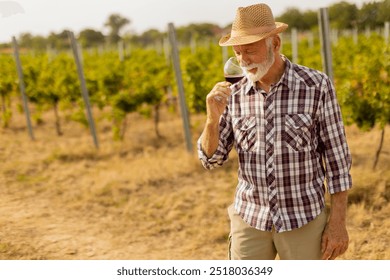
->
xmin=321 ymin=221 xmax=349 ymax=260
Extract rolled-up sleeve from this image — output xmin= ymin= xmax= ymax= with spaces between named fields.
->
xmin=319 ymin=76 xmax=352 ymax=194
xmin=198 ymin=108 xmax=235 ymax=170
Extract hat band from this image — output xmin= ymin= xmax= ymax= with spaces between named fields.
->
xmin=231 ymin=24 xmax=276 ymax=37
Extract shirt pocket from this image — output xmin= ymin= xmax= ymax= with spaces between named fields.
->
xmin=232 ymin=116 xmax=257 ymax=152
xmin=283 ymin=114 xmax=313 ymax=152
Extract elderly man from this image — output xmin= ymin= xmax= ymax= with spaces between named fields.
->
xmin=198 ymin=3 xmax=352 ymax=260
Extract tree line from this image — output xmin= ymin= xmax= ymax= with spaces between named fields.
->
xmin=1 ymin=0 xmax=389 ymax=51
xmin=277 ymin=0 xmax=389 ymax=31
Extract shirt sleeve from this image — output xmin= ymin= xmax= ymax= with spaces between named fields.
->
xmin=197 ymin=107 xmax=235 ymax=170
xmin=318 ymin=75 xmax=352 ymax=194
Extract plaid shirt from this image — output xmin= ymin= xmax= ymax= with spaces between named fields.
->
xmin=198 ymin=56 xmax=352 ymax=233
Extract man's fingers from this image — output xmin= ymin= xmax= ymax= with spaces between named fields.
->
xmin=213 ymin=95 xmax=227 ymax=102
xmin=322 ymin=240 xmax=349 ymax=260
xmin=213 ymin=90 xmax=229 ymax=103
xmin=212 ymin=82 xmax=231 ymax=92
xmin=322 ymin=245 xmax=333 ymax=260
xmin=321 ymin=234 xmax=334 ymax=260
xmin=321 ymin=234 xmax=328 ymax=254
xmin=218 ymin=81 xmax=232 ymax=88
xmin=334 ymin=243 xmax=348 ymax=258
xmin=211 ymin=83 xmax=231 ymax=103
xmin=329 ymin=247 xmax=341 ymax=260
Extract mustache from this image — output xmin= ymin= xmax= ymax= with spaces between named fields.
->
xmin=240 ymin=62 xmax=262 ymax=71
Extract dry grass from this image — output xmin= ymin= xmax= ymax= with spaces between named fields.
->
xmin=0 ymin=107 xmax=389 ymax=260
xmin=341 ymin=125 xmax=390 ymax=260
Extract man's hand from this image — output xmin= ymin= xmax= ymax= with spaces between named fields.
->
xmin=200 ymin=81 xmax=232 ymax=158
xmin=321 ymin=190 xmax=349 ymax=260
xmin=321 ymin=220 xmax=349 ymax=260
xmin=206 ymin=81 xmax=231 ymax=124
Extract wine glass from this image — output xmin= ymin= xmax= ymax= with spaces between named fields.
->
xmin=224 ymin=57 xmax=244 ymax=84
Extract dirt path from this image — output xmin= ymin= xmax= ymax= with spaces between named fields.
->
xmin=0 ymin=114 xmax=232 ymax=259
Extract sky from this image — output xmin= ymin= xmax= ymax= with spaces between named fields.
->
xmin=0 ymin=0 xmax=368 ymax=43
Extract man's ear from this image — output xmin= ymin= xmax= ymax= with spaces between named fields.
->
xmin=273 ymin=35 xmax=281 ymax=51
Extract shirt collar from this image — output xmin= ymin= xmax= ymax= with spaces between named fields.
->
xmin=240 ymin=55 xmax=296 ymax=95
xmin=279 ymin=55 xmax=296 ymax=90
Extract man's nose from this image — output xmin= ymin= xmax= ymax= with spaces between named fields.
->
xmin=239 ymin=59 xmax=250 ymax=67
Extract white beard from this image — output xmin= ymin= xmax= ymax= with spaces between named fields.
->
xmin=241 ymin=46 xmax=275 ymax=83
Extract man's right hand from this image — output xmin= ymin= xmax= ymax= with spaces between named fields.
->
xmin=206 ymin=81 xmax=232 ymax=124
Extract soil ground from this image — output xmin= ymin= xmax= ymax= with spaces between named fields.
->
xmin=1 ymin=109 xmax=389 ymax=259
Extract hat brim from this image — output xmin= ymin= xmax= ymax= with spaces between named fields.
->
xmin=219 ymin=22 xmax=288 ymax=46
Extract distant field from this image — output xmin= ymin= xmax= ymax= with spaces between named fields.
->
xmin=0 ymin=109 xmax=389 ymax=259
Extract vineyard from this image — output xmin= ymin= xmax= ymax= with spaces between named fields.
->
xmin=1 ymin=32 xmax=389 ymax=138
xmin=0 ymin=31 xmax=389 ymax=259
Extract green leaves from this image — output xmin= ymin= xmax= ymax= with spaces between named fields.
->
xmin=182 ymin=44 xmax=224 ymax=113
xmin=1 ymin=32 xmax=388 ymax=140
xmin=336 ymin=34 xmax=390 ymax=130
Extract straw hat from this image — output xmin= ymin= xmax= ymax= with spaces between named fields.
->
xmin=219 ymin=3 xmax=288 ymax=46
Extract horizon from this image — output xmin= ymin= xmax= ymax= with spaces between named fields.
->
xmin=1 ymin=0 xmax=368 ymax=43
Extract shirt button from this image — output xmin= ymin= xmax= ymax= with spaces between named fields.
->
xmin=268 ymin=164 xmax=272 ymax=169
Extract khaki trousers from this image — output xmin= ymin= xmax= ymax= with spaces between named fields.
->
xmin=228 ymin=204 xmax=327 ymax=260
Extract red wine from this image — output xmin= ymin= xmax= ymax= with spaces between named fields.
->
xmin=225 ymin=75 xmax=244 ymax=84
